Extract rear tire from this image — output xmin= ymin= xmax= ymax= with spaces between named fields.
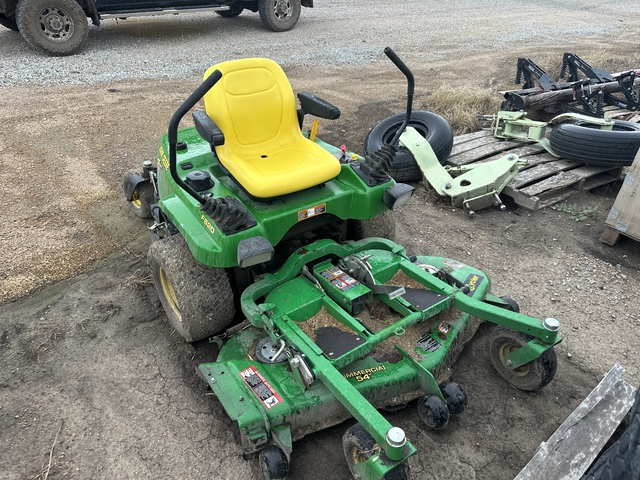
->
xmin=16 ymin=0 xmax=88 ymax=55
xmin=258 ymin=0 xmax=300 ymax=31
xmin=0 ymin=13 xmax=19 ymax=30
xmin=549 ymin=119 xmax=640 ymax=166
xmin=351 ymin=210 xmax=396 ymax=241
xmin=364 ymin=111 xmax=454 ymax=182
xmin=148 ymin=234 xmax=236 ymax=342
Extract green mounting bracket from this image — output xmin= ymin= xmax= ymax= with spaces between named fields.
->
xmin=478 ymin=110 xmax=616 ymax=157
xmin=400 ymin=126 xmax=525 ymax=215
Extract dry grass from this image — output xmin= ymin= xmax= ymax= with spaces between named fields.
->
xmin=422 ymin=87 xmax=502 ymax=134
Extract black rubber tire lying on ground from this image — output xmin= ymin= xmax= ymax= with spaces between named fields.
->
xmin=549 ymin=119 xmax=640 ymax=166
xmin=584 ymin=387 xmax=640 ymax=480
xmin=363 ymin=110 xmax=454 ymax=182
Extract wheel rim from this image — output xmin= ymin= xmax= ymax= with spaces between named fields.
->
xmin=273 ymin=0 xmax=292 ymax=20
xmin=349 ymin=446 xmax=368 ymax=466
xmin=130 ymin=188 xmax=142 ymax=209
xmin=499 ymin=343 xmax=530 ymax=376
xmin=37 ymin=6 xmax=75 ymax=42
xmin=158 ymin=266 xmax=182 ymax=322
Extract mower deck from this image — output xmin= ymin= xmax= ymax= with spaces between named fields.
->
xmin=198 ymin=238 xmax=561 ymax=479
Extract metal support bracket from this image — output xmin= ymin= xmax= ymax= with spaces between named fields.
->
xmin=400 ymin=126 xmax=524 ymax=214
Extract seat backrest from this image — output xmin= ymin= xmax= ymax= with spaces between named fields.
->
xmin=202 ymin=58 xmax=301 ymax=157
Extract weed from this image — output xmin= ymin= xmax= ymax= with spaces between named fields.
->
xmin=555 ymin=203 xmax=601 ymax=222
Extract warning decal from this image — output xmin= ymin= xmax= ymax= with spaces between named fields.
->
xmin=320 ymin=267 xmax=360 ymax=291
xmin=298 ymin=203 xmax=327 ymax=221
xmin=416 ymin=334 xmax=442 ymax=353
xmin=239 ymin=366 xmax=282 ymax=410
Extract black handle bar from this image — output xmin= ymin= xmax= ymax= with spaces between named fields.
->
xmin=168 ymin=69 xmax=223 ymax=205
xmin=383 ymin=47 xmax=414 ymax=146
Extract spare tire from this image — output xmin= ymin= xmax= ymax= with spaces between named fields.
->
xmin=363 ymin=110 xmax=453 ymax=182
xmin=549 ymin=119 xmax=640 ymax=166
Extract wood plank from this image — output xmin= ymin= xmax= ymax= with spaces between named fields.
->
xmin=449 ymin=134 xmax=499 ymax=156
xmin=452 ymin=130 xmax=491 ymax=145
xmin=448 ymin=139 xmax=524 ymax=166
xmin=514 ymin=364 xmax=637 ymax=480
xmin=604 ymin=149 xmax=640 ymax=242
xmin=600 ymin=226 xmax=623 ymax=246
xmin=520 ymin=165 xmax=615 ymax=196
xmin=508 ymin=160 xmax=580 ymax=189
xmin=502 ymin=185 xmax=575 ymax=210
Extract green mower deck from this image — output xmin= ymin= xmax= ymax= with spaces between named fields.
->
xmin=199 ymin=237 xmax=561 ymax=479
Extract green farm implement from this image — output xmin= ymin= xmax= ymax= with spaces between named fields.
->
xmin=124 ymin=48 xmax=562 ymax=479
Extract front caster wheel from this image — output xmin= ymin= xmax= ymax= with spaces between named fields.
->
xmin=489 ymin=325 xmax=557 ymax=391
xmin=123 ymin=172 xmax=154 ymax=218
xmin=342 ymin=424 xmax=410 ymax=480
xmin=439 ymin=381 xmax=467 ymax=415
xmin=417 ymin=395 xmax=450 ymax=429
xmin=259 ymin=446 xmax=288 ymax=480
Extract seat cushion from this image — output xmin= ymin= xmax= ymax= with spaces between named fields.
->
xmin=203 ymin=58 xmax=340 ymax=198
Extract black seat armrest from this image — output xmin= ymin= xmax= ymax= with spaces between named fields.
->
xmin=193 ymin=111 xmax=225 ymax=147
xmin=297 ymin=92 xmax=341 ymax=127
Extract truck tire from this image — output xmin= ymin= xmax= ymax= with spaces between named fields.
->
xmin=0 ymin=13 xmax=19 ymax=30
xmin=364 ymin=111 xmax=454 ymax=182
xmin=16 ymin=0 xmax=88 ymax=55
xmin=258 ymin=0 xmax=300 ymax=31
xmin=148 ymin=234 xmax=236 ymax=342
xmin=549 ymin=119 xmax=640 ymax=166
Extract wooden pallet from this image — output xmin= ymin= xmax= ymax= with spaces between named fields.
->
xmin=514 ymin=364 xmax=636 ymax=480
xmin=600 ymin=147 xmax=640 ymax=246
xmin=447 ymin=130 xmax=622 ymax=210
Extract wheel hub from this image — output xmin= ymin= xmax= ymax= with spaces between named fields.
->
xmin=38 ymin=7 xmax=74 ymax=41
xmin=274 ymin=0 xmax=292 ymax=19
xmin=499 ymin=343 xmax=530 ymax=376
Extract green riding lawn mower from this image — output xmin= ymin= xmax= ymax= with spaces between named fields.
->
xmin=124 ymin=48 xmax=562 ymax=479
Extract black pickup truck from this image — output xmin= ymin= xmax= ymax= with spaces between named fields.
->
xmin=0 ymin=0 xmax=311 ymax=55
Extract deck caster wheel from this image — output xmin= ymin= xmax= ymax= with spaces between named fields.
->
xmin=342 ymin=424 xmax=410 ymax=480
xmin=259 ymin=446 xmax=288 ymax=480
xmin=499 ymin=296 xmax=519 ymax=313
xmin=123 ymin=171 xmax=155 ymax=219
xmin=417 ymin=395 xmax=450 ymax=430
xmin=489 ymin=325 xmax=557 ymax=391
xmin=439 ymin=381 xmax=467 ymax=415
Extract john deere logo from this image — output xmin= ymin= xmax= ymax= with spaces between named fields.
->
xmin=463 ymin=273 xmax=484 ymax=296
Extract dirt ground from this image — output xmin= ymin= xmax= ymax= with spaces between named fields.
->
xmin=1 ymin=31 xmax=640 ymax=480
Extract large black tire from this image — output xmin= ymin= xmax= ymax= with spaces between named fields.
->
xmin=549 ymin=119 xmax=640 ymax=166
xmin=0 ymin=13 xmax=19 ymax=31
xmin=350 ymin=210 xmax=396 ymax=241
xmin=364 ymin=110 xmax=454 ymax=182
xmin=488 ymin=325 xmax=557 ymax=391
xmin=585 ymin=388 xmax=640 ymax=480
xmin=215 ymin=3 xmax=243 ymax=17
xmin=258 ymin=0 xmax=300 ymax=32
xmin=148 ymin=234 xmax=236 ymax=342
xmin=342 ymin=424 xmax=410 ymax=480
xmin=16 ymin=0 xmax=88 ymax=55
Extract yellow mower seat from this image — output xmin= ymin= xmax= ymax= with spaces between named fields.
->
xmin=202 ymin=58 xmax=341 ymax=198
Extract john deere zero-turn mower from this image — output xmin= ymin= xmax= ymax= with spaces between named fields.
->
xmin=124 ymin=49 xmax=561 ymax=480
